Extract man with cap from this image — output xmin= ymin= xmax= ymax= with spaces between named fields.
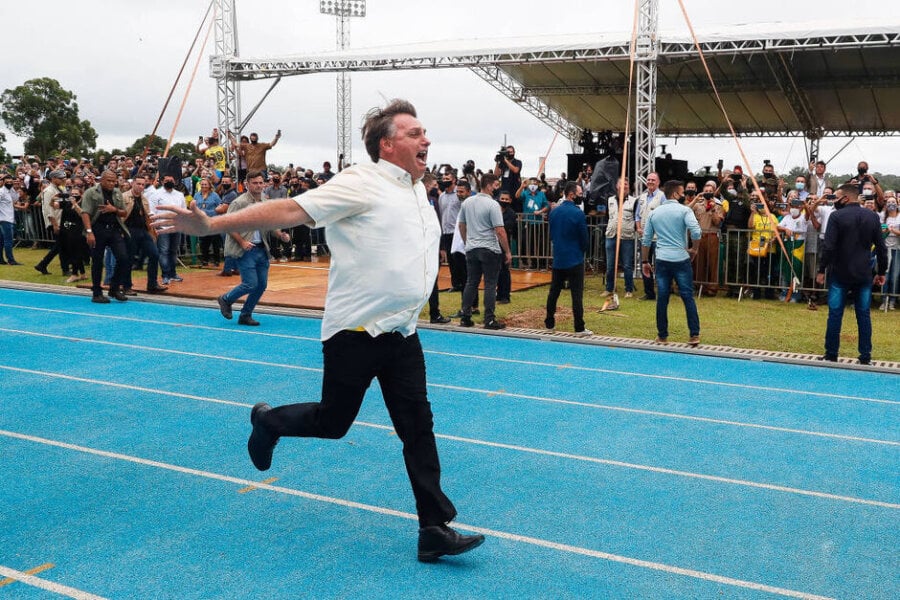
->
xmin=34 ymin=169 xmax=68 ymax=275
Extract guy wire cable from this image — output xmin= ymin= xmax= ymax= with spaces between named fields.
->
xmin=163 ymin=7 xmax=216 ymax=161
xmin=601 ymin=0 xmax=640 ymax=312
xmin=674 ymin=0 xmax=801 ymax=302
xmin=138 ymin=0 xmax=215 ymax=178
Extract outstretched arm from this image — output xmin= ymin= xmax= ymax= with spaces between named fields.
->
xmin=152 ymin=197 xmax=312 ymax=237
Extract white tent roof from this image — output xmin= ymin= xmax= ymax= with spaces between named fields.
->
xmin=224 ymin=22 xmax=900 ymax=137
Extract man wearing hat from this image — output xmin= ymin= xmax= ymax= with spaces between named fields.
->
xmin=34 ymin=169 xmax=67 ymax=275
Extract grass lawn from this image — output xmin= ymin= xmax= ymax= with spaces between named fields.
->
xmin=4 ymin=247 xmax=898 ymax=362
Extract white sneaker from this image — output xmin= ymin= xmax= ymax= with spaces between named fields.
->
xmin=624 ymin=292 xmax=633 ymax=299
xmin=600 ymin=291 xmax=610 ymax=298
xmin=574 ymin=329 xmax=593 ymax=337
xmin=66 ymin=275 xmax=79 ymax=283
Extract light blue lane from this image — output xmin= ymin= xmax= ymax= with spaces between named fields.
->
xmin=3 ymin=370 xmax=897 ymax=599
xmin=4 ymin=329 xmax=896 ymax=506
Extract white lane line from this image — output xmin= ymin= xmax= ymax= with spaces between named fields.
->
xmin=1 ymin=302 xmax=895 ymax=405
xmin=1 ymin=344 xmax=895 ymax=448
xmin=0 ymin=429 xmax=836 ymax=600
xmin=0 ymin=328 xmax=321 ymax=374
xmin=0 ymin=565 xmax=107 ymax=600
xmin=430 ymin=383 xmax=900 ymax=447
xmin=2 ymin=364 xmax=896 ymax=509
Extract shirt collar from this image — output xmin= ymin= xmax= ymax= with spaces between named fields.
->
xmin=375 ymin=160 xmax=415 ymax=185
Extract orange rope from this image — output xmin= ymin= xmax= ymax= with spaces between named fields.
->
xmin=675 ymin=0 xmax=800 ymax=299
xmin=163 ymin=7 xmax=216 ymax=159
xmin=608 ymin=0 xmax=641 ymax=297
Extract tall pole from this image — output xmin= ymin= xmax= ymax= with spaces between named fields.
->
xmin=633 ymin=0 xmax=658 ymax=197
xmin=211 ymin=0 xmax=241 ymax=173
xmin=321 ymin=1 xmax=366 ymax=167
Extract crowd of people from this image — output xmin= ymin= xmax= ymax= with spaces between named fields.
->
xmin=0 ymin=139 xmax=897 ymax=333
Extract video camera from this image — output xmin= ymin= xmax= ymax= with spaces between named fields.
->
xmin=494 ymin=147 xmax=510 ymax=163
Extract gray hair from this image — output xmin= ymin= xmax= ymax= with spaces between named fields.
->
xmin=361 ymin=99 xmax=417 ymax=162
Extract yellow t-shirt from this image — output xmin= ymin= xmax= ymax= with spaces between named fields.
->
xmin=204 ymin=145 xmax=227 ymax=172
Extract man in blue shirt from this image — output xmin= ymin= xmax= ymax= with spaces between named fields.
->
xmin=545 ymin=182 xmax=591 ymax=335
xmin=641 ymin=180 xmax=703 ymax=345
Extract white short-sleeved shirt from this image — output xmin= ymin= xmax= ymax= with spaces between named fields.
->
xmin=295 ymin=160 xmax=440 ymax=341
xmin=779 ymin=213 xmax=809 ymax=236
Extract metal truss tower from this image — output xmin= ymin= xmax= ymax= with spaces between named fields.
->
xmin=321 ymin=1 xmax=367 ymax=167
xmin=633 ymin=0 xmax=659 ymax=196
xmin=210 ymin=0 xmax=241 ymax=170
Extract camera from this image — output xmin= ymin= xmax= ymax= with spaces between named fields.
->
xmin=763 ymin=159 xmax=771 ymax=166
xmin=753 ymin=203 xmax=764 ymax=210
xmin=775 ymin=202 xmax=787 ymax=210
xmin=824 ymin=193 xmax=837 ymax=201
xmin=494 ymin=147 xmax=509 ymax=163
xmin=790 ymin=198 xmax=803 ymax=208
xmin=462 ymin=160 xmax=475 ymax=175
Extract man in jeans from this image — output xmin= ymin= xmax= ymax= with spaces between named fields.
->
xmin=816 ymin=184 xmax=887 ymax=364
xmin=458 ymin=173 xmax=512 ymax=330
xmin=641 ymin=179 xmax=703 ymax=345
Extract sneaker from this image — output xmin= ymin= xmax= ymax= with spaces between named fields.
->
xmin=688 ymin=335 xmax=701 ymax=346
xmin=91 ymin=295 xmax=111 ymax=304
xmin=66 ymin=275 xmax=80 ymax=283
xmin=471 ymin=308 xmax=480 ymax=315
xmin=122 ymin=288 xmax=138 ymax=297
xmin=483 ymin=319 xmax=506 ymax=330
xmin=624 ymin=292 xmax=633 ymax=299
xmin=807 ymin=299 xmax=818 ymax=311
xmin=600 ymin=291 xmax=611 ymax=298
xmin=169 ymin=275 xmax=184 ymax=282
xmin=278 ymin=257 xmax=288 ymax=263
xmin=574 ymin=329 xmax=594 ymax=337
xmin=162 ymin=277 xmax=170 ymax=285
xmin=818 ymin=354 xmax=838 ymax=362
xmin=430 ymin=315 xmax=451 ymax=324
xmin=459 ymin=316 xmax=474 ymax=327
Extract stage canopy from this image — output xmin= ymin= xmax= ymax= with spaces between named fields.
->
xmin=220 ymin=21 xmax=900 ymax=140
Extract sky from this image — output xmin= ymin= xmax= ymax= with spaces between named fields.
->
xmin=2 ymin=0 xmax=899 ymax=178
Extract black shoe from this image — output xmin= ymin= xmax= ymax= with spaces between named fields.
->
xmin=544 ymin=319 xmax=555 ymax=330
xmin=430 ymin=315 xmax=451 ymax=324
xmin=122 ymin=288 xmax=138 ymax=297
xmin=858 ymin=356 xmax=871 ymax=365
xmin=248 ymin=403 xmax=278 ymax=471
xmin=238 ymin=314 xmax=260 ymax=326
xmin=484 ymin=319 xmax=506 ymax=330
xmin=818 ymin=354 xmax=838 ymax=362
xmin=109 ymin=290 xmax=128 ymax=302
xmin=91 ymin=295 xmax=110 ymax=304
xmin=0 ymin=260 xmax=6 ymax=265
xmin=7 ymin=261 xmax=21 ymax=265
xmin=497 ymin=298 xmax=510 ymax=304
xmin=217 ymin=295 xmax=233 ymax=320
xmin=459 ymin=316 xmax=474 ymax=327
xmin=451 ymin=310 xmax=465 ymax=318
xmin=417 ymin=524 xmax=485 ymax=562
xmin=146 ymin=285 xmax=168 ymax=294
xmin=34 ymin=264 xmax=50 ymax=275
xmin=216 ymin=270 xmax=232 ymax=277
xmin=471 ymin=308 xmax=480 ymax=315
xmin=639 ymin=295 xmax=655 ymax=301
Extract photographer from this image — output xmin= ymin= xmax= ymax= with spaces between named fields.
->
xmin=34 ymin=170 xmax=67 ymax=276
xmin=848 ymin=161 xmax=885 ymax=210
xmin=56 ymin=187 xmax=87 ymax=283
xmin=492 ymin=145 xmax=522 ymax=205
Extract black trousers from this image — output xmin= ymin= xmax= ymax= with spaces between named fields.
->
xmin=261 ymin=331 xmax=457 ymax=527
xmin=90 ymin=224 xmax=129 ymax=296
xmin=545 ymin=263 xmax=586 ymax=331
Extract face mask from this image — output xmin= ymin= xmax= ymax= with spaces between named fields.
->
xmin=222 ymin=184 xmax=231 ymax=190
xmin=862 ymin=189 xmax=874 ymax=198
xmin=795 ymin=182 xmax=805 ymax=191
xmin=528 ymin=184 xmax=538 ymax=193
xmin=702 ymin=192 xmax=714 ymax=200
xmin=790 ymin=208 xmax=801 ymax=218
xmin=428 ymin=187 xmax=439 ymax=199
xmin=3 ymin=183 xmax=12 ymax=189
xmin=163 ymin=181 xmax=175 ymax=191
xmin=886 ymin=204 xmax=897 ymax=213
xmin=727 ymin=188 xmax=737 ymax=197
xmin=437 ymin=180 xmax=452 ymax=192
xmin=685 ymin=190 xmax=697 ymax=197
